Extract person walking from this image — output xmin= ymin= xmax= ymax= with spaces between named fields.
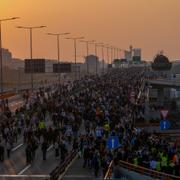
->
xmin=25 ymin=144 xmax=32 ymax=164
xmin=54 ymin=141 xmax=59 ymax=159
xmin=41 ymin=141 xmax=48 ymax=160
xmin=6 ymin=141 xmax=11 ymax=158
xmin=92 ymin=152 xmax=100 ymax=178
xmin=0 ymin=143 xmax=4 ymax=162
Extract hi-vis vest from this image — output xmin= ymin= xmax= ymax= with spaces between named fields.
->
xmin=103 ymin=124 xmax=110 ymax=131
xmin=133 ymin=157 xmax=138 ymax=166
xmin=39 ymin=121 xmax=45 ymax=129
xmin=161 ymin=156 xmax=168 ymax=167
xmin=156 ymin=161 xmax=161 ymax=171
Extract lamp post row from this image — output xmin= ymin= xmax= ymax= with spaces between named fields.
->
xmin=17 ymin=25 xmax=46 ymax=90
xmin=0 ymin=17 xmax=123 ymax=93
xmin=47 ymin=32 xmax=70 ymax=85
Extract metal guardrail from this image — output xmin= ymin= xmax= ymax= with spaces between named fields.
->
xmin=0 ymin=92 xmax=16 ymax=100
xmin=104 ymin=160 xmax=180 ymax=180
xmin=104 ymin=161 xmax=113 ymax=180
xmin=0 ymin=175 xmax=50 ymax=179
xmin=49 ymin=150 xmax=77 ymax=180
xmin=119 ymin=160 xmax=180 ymax=180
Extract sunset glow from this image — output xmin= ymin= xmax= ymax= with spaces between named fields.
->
xmin=0 ymin=0 xmax=180 ymax=61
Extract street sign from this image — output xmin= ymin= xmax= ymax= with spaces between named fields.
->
xmin=160 ymin=120 xmax=171 ymax=130
xmin=160 ymin=110 xmax=169 ymax=119
xmin=53 ymin=63 xmax=71 ymax=73
xmin=25 ymin=59 xmax=45 ymax=73
xmin=107 ymin=136 xmax=119 ymax=150
xmin=108 ymin=64 xmax=112 ymax=68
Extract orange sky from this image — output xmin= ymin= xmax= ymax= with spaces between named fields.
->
xmin=0 ymin=0 xmax=180 ymax=62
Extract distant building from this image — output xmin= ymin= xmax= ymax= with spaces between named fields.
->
xmin=124 ymin=50 xmax=132 ymax=62
xmin=1 ymin=48 xmax=24 ymax=69
xmin=133 ymin=48 xmax=141 ymax=57
xmin=2 ymin=48 xmax=12 ymax=61
xmin=85 ymin=55 xmax=100 ymax=74
xmin=132 ymin=48 xmax=141 ymax=63
xmin=124 ymin=46 xmax=142 ymax=63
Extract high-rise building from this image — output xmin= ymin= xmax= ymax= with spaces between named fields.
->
xmin=124 ymin=50 xmax=132 ymax=62
xmin=85 ymin=55 xmax=100 ymax=74
xmin=2 ymin=48 xmax=12 ymax=65
xmin=133 ymin=48 xmax=141 ymax=57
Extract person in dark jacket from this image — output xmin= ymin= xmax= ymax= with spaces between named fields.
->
xmin=41 ymin=141 xmax=48 ymax=160
xmin=83 ymin=146 xmax=90 ymax=168
xmin=0 ymin=144 xmax=4 ymax=162
xmin=25 ymin=143 xmax=32 ymax=164
xmin=92 ymin=152 xmax=100 ymax=177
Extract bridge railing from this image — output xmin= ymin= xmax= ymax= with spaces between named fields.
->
xmin=104 ymin=161 xmax=113 ymax=179
xmin=49 ymin=150 xmax=77 ymax=180
xmin=104 ymin=160 xmax=180 ymax=180
xmin=0 ymin=92 xmax=16 ymax=100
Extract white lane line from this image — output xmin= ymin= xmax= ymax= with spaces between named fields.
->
xmin=12 ymin=143 xmax=23 ymax=152
xmin=64 ymin=175 xmax=92 ymax=178
xmin=18 ymin=164 xmax=31 ymax=175
xmin=47 ymin=144 xmax=53 ymax=152
xmin=0 ymin=175 xmax=50 ymax=178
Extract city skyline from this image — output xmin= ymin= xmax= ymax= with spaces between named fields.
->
xmin=0 ymin=0 xmax=180 ymax=61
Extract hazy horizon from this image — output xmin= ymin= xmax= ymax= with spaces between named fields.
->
xmin=1 ymin=0 xmax=180 ymax=62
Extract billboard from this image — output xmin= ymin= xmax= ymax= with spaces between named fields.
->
xmin=53 ymin=63 xmax=72 ymax=73
xmin=25 ymin=59 xmax=45 ymax=73
xmin=108 ymin=64 xmax=112 ymax=68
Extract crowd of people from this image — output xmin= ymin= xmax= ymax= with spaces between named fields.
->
xmin=0 ymin=67 xmax=179 ymax=179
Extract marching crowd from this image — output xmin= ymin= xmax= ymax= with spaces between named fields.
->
xmin=0 ymin=67 xmax=179 ymax=179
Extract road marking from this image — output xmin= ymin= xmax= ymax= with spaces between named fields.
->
xmin=12 ymin=143 xmax=23 ymax=152
xmin=0 ymin=175 xmax=50 ymax=178
xmin=18 ymin=164 xmax=31 ymax=175
xmin=64 ymin=175 xmax=92 ymax=178
xmin=47 ymin=144 xmax=53 ymax=151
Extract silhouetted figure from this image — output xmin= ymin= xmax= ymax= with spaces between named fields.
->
xmin=41 ymin=141 xmax=48 ymax=160
xmin=0 ymin=144 xmax=4 ymax=162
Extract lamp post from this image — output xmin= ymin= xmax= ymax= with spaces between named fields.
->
xmin=47 ymin=32 xmax=70 ymax=85
xmin=116 ymin=48 xmax=118 ymax=59
xmin=117 ymin=48 xmax=120 ymax=59
xmin=66 ymin=37 xmax=84 ymax=80
xmin=90 ymin=41 xmax=99 ymax=74
xmin=17 ymin=25 xmax=46 ymax=91
xmin=80 ymin=40 xmax=95 ymax=75
xmin=0 ymin=17 xmax=19 ymax=94
xmin=99 ymin=43 xmax=107 ymax=74
xmin=104 ymin=45 xmax=109 ymax=70
xmin=114 ymin=47 xmax=117 ymax=60
xmin=110 ymin=46 xmax=114 ymax=64
xmin=106 ymin=46 xmax=109 ymax=64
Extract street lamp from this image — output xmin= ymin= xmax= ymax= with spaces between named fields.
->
xmin=110 ymin=46 xmax=114 ymax=64
xmin=96 ymin=43 xmax=105 ymax=74
xmin=17 ymin=25 xmax=46 ymax=91
xmin=0 ymin=17 xmax=20 ymax=94
xmin=66 ymin=36 xmax=84 ymax=80
xmin=47 ymin=32 xmax=70 ymax=84
xmin=80 ymin=40 xmax=95 ymax=74
xmin=113 ymin=47 xmax=117 ymax=60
